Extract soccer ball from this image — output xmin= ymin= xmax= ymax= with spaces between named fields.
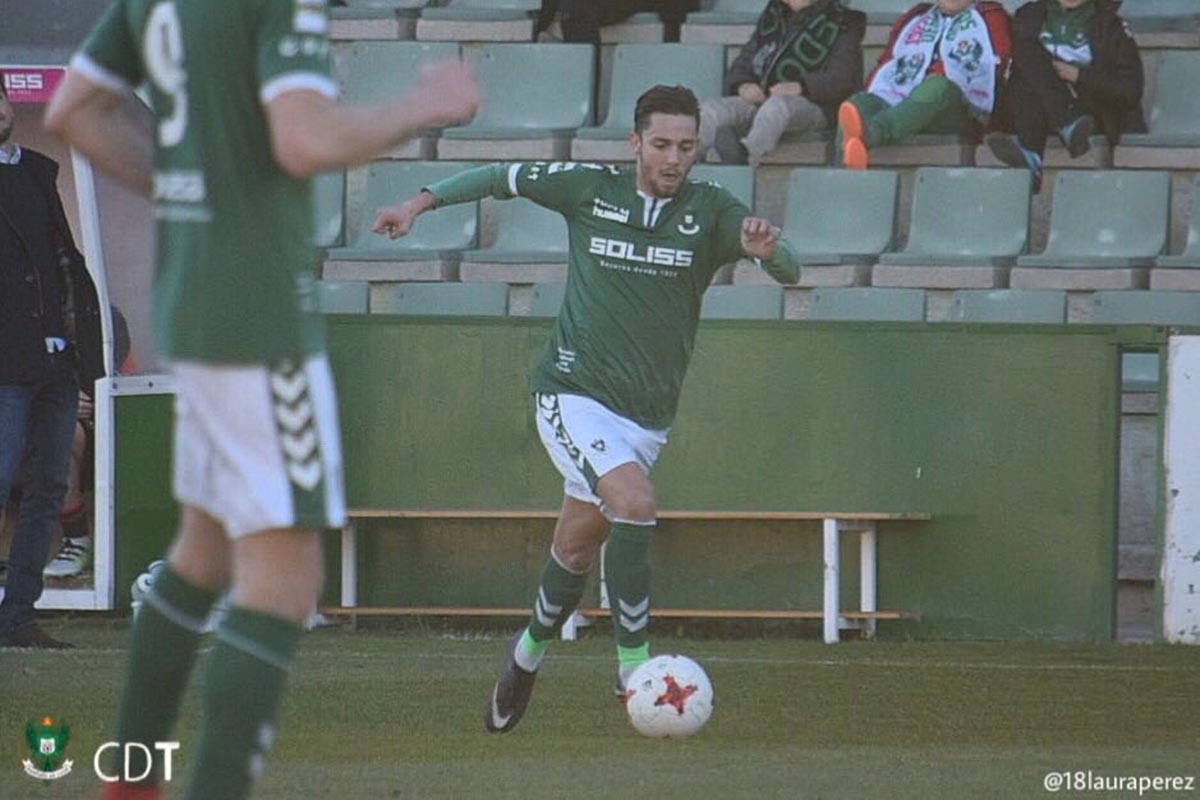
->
xmin=624 ymin=654 xmax=714 ymax=738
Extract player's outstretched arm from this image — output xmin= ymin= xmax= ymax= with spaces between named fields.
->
xmin=373 ymin=163 xmax=517 ymax=239
xmin=44 ymin=73 xmax=154 ymax=196
xmin=267 ymin=59 xmax=479 ymax=178
xmin=374 ymin=189 xmax=437 ymax=239
xmin=741 ymin=217 xmax=800 ymax=284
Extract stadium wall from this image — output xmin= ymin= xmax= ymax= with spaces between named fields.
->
xmin=112 ymin=317 xmax=1164 ymax=640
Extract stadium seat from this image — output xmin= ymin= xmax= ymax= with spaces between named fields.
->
xmin=684 ymin=0 xmax=764 ymax=25
xmin=417 ymin=0 xmax=538 ymax=40
xmin=313 ymin=171 xmax=345 ymax=250
xmin=438 ymin=44 xmax=594 ymax=160
xmin=315 ymin=280 xmax=370 ymax=314
xmin=848 ymin=0 xmax=921 ymax=25
xmin=736 ymin=168 xmax=898 ymax=287
xmin=329 ymin=0 xmax=429 ymax=40
xmin=372 ymin=282 xmax=510 ymax=315
xmin=331 ymin=41 xmax=460 ymax=158
xmin=700 ymin=285 xmax=784 ymax=319
xmin=1121 ymin=352 xmax=1161 ymax=393
xmin=689 ymin=164 xmax=755 ymax=209
xmin=324 ymin=161 xmax=479 ymax=282
xmin=572 ymin=44 xmax=725 ymax=160
xmin=1121 ymin=0 xmax=1200 ymax=33
xmin=874 ymin=168 xmax=1031 ymax=289
xmin=459 ymin=197 xmax=569 ymax=284
xmin=1153 ymin=176 xmax=1200 ymax=276
xmin=1090 ymin=291 xmax=1200 ymax=326
xmin=807 ymin=287 xmax=926 ymax=321
xmin=1116 ymin=51 xmax=1200 ymax=168
xmin=948 ymin=290 xmax=1067 ymax=324
xmin=527 ymin=282 xmax=567 ymax=318
xmin=1010 ymin=170 xmax=1170 ymax=290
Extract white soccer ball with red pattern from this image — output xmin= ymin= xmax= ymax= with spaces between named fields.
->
xmin=624 ymin=654 xmax=714 ymax=738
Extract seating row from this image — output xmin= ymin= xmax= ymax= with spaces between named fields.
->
xmin=330 ymin=0 xmax=1199 ymax=47
xmin=315 ymin=281 xmax=1200 ymax=327
xmin=315 ymin=164 xmax=1200 ymax=291
xmin=330 ymin=42 xmax=1200 ymax=164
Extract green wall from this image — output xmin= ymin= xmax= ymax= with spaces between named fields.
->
xmin=114 ymin=317 xmax=1160 ymax=640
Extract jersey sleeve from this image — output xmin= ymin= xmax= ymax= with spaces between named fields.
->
xmin=506 ymin=161 xmax=609 ymax=215
xmin=256 ymin=0 xmax=338 ymax=104
xmin=71 ymin=1 xmax=144 ymax=93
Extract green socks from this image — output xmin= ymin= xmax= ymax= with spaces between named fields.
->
xmin=606 ymin=521 xmax=654 ymax=680
xmin=183 ymin=607 xmax=303 ymax=800
xmin=112 ymin=564 xmax=217 ymax=781
xmin=516 ymin=551 xmax=588 ymax=672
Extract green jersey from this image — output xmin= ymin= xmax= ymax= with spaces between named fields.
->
xmin=428 ymin=162 xmax=798 ymax=429
xmin=75 ymin=0 xmax=337 ymax=362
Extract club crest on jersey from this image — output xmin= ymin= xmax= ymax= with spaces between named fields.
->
xmin=589 ymin=236 xmax=693 ymax=268
xmin=593 ymin=198 xmax=631 ymax=224
xmin=677 ymin=213 xmax=700 ymax=236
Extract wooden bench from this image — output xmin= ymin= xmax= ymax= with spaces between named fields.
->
xmin=325 ymin=510 xmax=929 ymax=643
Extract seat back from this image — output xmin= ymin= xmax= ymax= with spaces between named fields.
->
xmin=333 ymin=41 xmax=460 ymax=105
xmin=598 ymin=44 xmax=725 ymax=129
xmin=456 ymin=44 xmax=594 ymax=132
xmin=1040 ymin=171 xmax=1170 ymax=259
xmin=485 ymin=198 xmax=569 ymax=255
xmin=372 ymin=282 xmax=509 ymax=315
xmin=950 ymin=290 xmax=1066 ymax=323
xmin=351 ymin=162 xmax=479 ymax=252
xmin=689 ymin=164 xmax=755 ymax=209
xmin=903 ymin=168 xmax=1030 ymax=258
xmin=784 ymin=169 xmax=899 ymax=259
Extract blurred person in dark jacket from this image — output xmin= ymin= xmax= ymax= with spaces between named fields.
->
xmin=986 ymin=0 xmax=1145 ymax=190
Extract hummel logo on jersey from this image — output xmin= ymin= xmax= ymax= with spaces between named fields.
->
xmin=591 ymin=439 xmax=606 ymax=452
xmin=593 ymin=198 xmax=631 ymax=224
xmin=589 ymin=237 xmax=693 ymax=268
xmin=677 ymin=213 xmax=700 ymax=236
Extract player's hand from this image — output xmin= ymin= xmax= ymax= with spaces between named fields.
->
xmin=410 ymin=60 xmax=480 ymax=128
xmin=769 ymin=82 xmax=803 ymax=97
xmin=372 ymin=197 xmax=424 ymax=241
xmin=740 ymin=216 xmax=781 ymax=260
xmin=737 ymin=83 xmax=767 ymax=106
xmin=1052 ymin=60 xmax=1080 ymax=84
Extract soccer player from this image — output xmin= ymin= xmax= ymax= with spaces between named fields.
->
xmin=43 ymin=1 xmax=477 ymax=798
xmin=373 ymin=84 xmax=800 ymax=734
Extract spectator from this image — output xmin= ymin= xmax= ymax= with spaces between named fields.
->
xmin=985 ymin=0 xmax=1145 ymax=190
xmin=0 ymin=79 xmax=103 ymax=649
xmin=837 ymin=0 xmax=1011 ymax=169
xmin=43 ymin=306 xmax=137 ymax=579
xmin=699 ymin=0 xmax=865 ymax=165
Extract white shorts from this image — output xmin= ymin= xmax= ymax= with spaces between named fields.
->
xmin=171 ymin=355 xmax=347 ymax=539
xmin=533 ymin=392 xmax=668 ymax=507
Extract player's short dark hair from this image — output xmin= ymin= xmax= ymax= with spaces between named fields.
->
xmin=633 ymin=85 xmax=700 ymax=134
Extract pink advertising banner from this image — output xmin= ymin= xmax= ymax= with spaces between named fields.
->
xmin=1 ymin=67 xmax=66 ymax=104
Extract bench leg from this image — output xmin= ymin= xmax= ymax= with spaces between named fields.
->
xmin=340 ymin=523 xmax=357 ymax=609
xmin=860 ymin=523 xmax=878 ymax=639
xmin=823 ymin=518 xmax=839 ymax=644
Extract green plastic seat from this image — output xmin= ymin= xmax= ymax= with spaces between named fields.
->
xmin=461 ymin=198 xmax=568 ymax=264
xmin=846 ymin=0 xmax=919 ymax=25
xmin=1157 ymin=177 xmax=1200 ymax=268
xmin=575 ymin=44 xmax=725 ymax=140
xmin=442 ymin=44 xmax=594 ymax=140
xmin=328 ymin=162 xmax=479 ymax=261
xmin=783 ymin=169 xmax=899 ymax=264
xmin=315 ymin=280 xmax=369 ymax=314
xmin=1122 ymin=353 xmax=1160 ymax=393
xmin=1121 ymin=52 xmax=1200 ymax=147
xmin=878 ymin=168 xmax=1030 ymax=268
xmin=808 ymin=288 xmax=926 ymax=321
xmin=313 ymin=171 xmax=345 ymax=249
xmin=1016 ymin=171 xmax=1170 ymax=268
xmin=685 ymin=0 xmax=766 ymax=25
xmin=689 ymin=164 xmax=755 ymax=209
xmin=372 ymin=282 xmax=509 ymax=315
xmin=701 ymin=285 xmax=784 ymax=319
xmin=420 ymin=0 xmax=539 ymax=21
xmin=332 ymin=41 xmax=460 ymax=106
xmin=1122 ymin=0 xmax=1199 ymax=33
xmin=528 ymin=282 xmax=567 ymax=318
xmin=949 ymin=290 xmax=1066 ymax=323
xmin=1090 ymin=291 xmax=1200 ymax=326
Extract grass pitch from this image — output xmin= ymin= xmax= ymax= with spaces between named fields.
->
xmin=3 ymin=619 xmax=1199 ymax=800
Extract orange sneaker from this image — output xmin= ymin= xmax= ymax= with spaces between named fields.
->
xmin=838 ymin=100 xmax=865 ymax=143
xmin=100 ymin=783 xmax=160 ymax=800
xmin=843 ymin=137 xmax=869 ymax=170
